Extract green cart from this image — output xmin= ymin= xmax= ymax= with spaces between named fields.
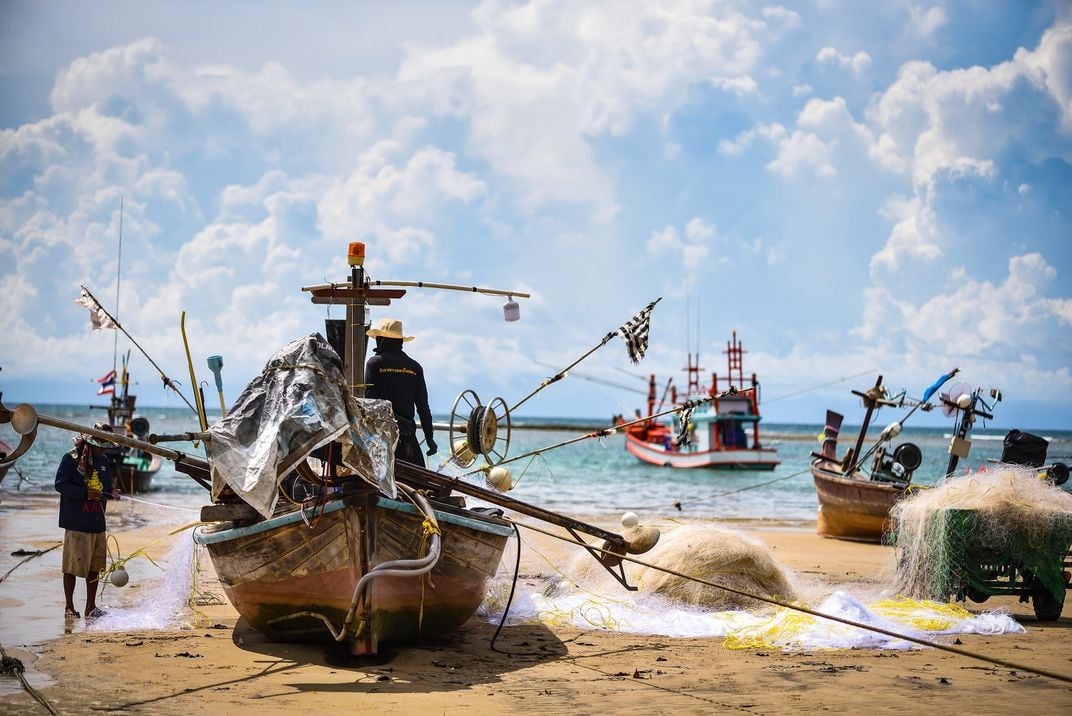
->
xmin=907 ymin=508 xmax=1072 ymax=621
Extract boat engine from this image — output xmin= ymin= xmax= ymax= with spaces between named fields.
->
xmin=871 ymin=442 xmax=922 ymax=485
xmin=131 ymin=416 xmax=151 ymax=440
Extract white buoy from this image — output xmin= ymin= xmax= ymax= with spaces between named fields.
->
xmin=452 ymin=439 xmax=474 ymax=464
xmin=110 ymin=568 xmax=129 ymax=587
xmin=487 ymin=466 xmax=513 ymax=492
xmin=621 ymin=511 xmax=639 ymax=528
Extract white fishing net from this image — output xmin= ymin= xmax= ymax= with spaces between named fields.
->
xmin=891 ymin=465 xmax=1072 ymax=603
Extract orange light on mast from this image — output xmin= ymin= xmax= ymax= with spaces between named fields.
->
xmin=348 ymin=242 xmax=366 ymax=266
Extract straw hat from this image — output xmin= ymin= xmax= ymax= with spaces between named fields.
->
xmin=366 ymin=318 xmax=414 ymax=342
xmin=85 ymin=422 xmax=114 ymax=448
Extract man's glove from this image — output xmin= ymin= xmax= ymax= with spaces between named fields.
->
xmin=425 ymin=438 xmax=438 ymax=456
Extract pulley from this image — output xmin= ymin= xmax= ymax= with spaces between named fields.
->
xmin=448 ymin=389 xmax=512 ymax=467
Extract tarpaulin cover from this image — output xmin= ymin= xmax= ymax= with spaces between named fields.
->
xmin=207 ymin=333 xmax=397 ymax=518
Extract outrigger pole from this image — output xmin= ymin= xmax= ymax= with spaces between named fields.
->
xmin=78 ymin=285 xmax=199 ymax=415
xmin=367 ymin=279 xmax=531 ymax=299
xmin=509 ymin=297 xmax=662 ymax=413
xmin=0 ymin=401 xmax=210 ymax=489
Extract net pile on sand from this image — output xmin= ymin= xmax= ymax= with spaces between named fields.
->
xmin=548 ymin=524 xmax=796 ymax=609
xmin=629 ymin=524 xmax=797 ymax=609
xmin=891 ymin=465 xmax=1072 ymax=601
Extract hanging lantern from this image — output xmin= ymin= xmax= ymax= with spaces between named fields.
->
xmin=503 ymin=296 xmax=520 ymax=322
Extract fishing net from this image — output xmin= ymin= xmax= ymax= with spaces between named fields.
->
xmin=629 ymin=524 xmax=797 ymax=609
xmin=891 ymin=465 xmax=1072 ymax=603
xmin=551 ymin=524 xmax=797 ymax=610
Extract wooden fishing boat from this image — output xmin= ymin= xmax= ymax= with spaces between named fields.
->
xmin=620 ymin=332 xmax=779 ymax=470
xmin=0 ymin=242 xmax=661 ymax=656
xmin=193 ymin=487 xmax=513 ymax=653
xmin=812 ymin=456 xmax=906 ymax=542
xmin=93 ymin=363 xmax=161 ymax=494
xmin=810 ymin=373 xmax=995 ymax=543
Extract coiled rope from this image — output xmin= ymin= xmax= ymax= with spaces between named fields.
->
xmin=0 ymin=642 xmax=57 ymax=715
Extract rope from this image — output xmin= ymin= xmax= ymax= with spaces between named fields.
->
xmin=509 ymin=519 xmax=1072 ymax=685
xmin=489 ymin=522 xmax=522 ymax=653
xmin=0 ymin=544 xmax=61 ymax=585
xmin=627 ymin=468 xmax=811 ymax=513
xmin=0 ymin=642 xmax=58 ymax=714
xmin=116 ymin=494 xmax=198 ymax=513
xmin=100 ymin=521 xmax=205 ymax=586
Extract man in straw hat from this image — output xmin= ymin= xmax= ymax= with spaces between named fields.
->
xmin=365 ymin=318 xmax=438 ymax=467
xmin=55 ymin=422 xmax=120 ymax=620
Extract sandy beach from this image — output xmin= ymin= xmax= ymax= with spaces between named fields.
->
xmin=2 ymin=490 xmax=1071 ymax=716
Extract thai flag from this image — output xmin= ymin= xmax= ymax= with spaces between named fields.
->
xmin=97 ymin=370 xmax=116 ymax=395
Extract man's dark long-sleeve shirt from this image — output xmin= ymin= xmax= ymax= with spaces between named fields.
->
xmin=365 ymin=345 xmax=435 ymax=444
xmin=55 ymin=451 xmax=112 ymax=533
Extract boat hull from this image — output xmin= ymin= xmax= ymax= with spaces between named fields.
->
xmin=193 ymin=494 xmax=512 ymax=655
xmin=811 ymin=460 xmax=907 ymax=543
xmin=625 ymin=432 xmax=779 ymax=470
xmin=115 ymin=454 xmax=160 ymax=494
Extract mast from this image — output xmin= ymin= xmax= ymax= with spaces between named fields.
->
xmin=346 ymin=242 xmax=367 ymax=397
xmin=113 ymin=197 xmax=123 ymax=383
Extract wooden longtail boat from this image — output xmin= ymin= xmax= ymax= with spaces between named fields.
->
xmin=1 ymin=241 xmax=661 ymax=656
xmin=810 ymin=373 xmax=995 ymax=543
xmin=812 ymin=457 xmax=906 ymax=543
xmin=620 ymin=332 xmax=779 ymax=470
xmin=87 ymin=346 xmax=161 ymax=493
xmin=193 ymin=488 xmax=513 ymax=654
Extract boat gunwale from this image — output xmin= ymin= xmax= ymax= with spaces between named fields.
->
xmin=193 ymin=494 xmax=516 ymax=545
xmin=809 ymin=458 xmax=908 ymax=494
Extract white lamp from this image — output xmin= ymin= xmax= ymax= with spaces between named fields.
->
xmin=503 ymin=296 xmax=520 ymax=322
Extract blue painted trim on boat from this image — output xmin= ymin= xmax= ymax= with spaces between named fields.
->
xmin=193 ymin=495 xmax=514 ymax=546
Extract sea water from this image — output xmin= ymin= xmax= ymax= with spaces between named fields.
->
xmin=2 ymin=405 xmax=1070 ymax=522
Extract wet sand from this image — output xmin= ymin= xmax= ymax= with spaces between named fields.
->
xmin=2 ymin=490 xmax=1071 ymax=715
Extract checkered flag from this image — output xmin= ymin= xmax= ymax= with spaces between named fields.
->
xmin=675 ymin=402 xmax=696 ymax=447
xmin=616 ymin=298 xmax=660 ymax=365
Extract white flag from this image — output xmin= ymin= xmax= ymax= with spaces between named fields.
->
xmin=74 ymin=288 xmax=118 ymax=330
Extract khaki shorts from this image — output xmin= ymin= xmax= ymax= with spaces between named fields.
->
xmin=62 ymin=530 xmax=108 ymax=577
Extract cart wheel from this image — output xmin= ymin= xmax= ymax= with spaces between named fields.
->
xmin=1031 ymin=585 xmax=1064 ymax=621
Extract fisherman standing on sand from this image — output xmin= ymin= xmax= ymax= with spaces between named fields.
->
xmin=365 ymin=318 xmax=438 ymax=467
xmin=55 ymin=422 xmax=120 ymax=620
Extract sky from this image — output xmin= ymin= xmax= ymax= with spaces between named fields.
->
xmin=1 ymin=0 xmax=1070 ymax=431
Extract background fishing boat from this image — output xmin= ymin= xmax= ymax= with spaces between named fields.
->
xmin=810 ymin=373 xmax=996 ymax=543
xmin=90 ymin=356 xmax=161 ymax=494
xmin=621 ymin=332 xmax=779 ymax=470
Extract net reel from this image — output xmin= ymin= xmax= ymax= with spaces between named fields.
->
xmin=448 ymin=389 xmax=512 ymax=467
